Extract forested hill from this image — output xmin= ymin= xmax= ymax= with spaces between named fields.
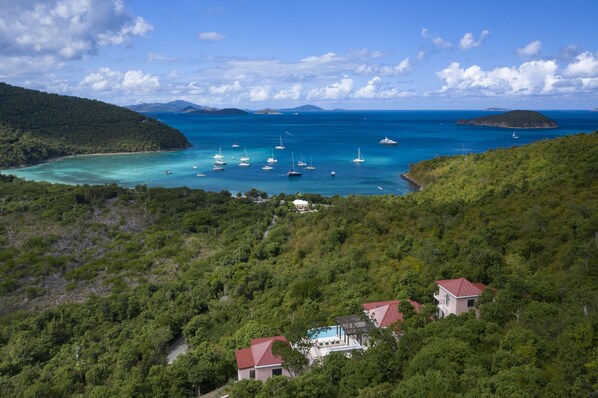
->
xmin=0 ymin=132 xmax=596 ymax=397
xmin=0 ymin=83 xmax=190 ymax=168
xmin=456 ymin=110 xmax=558 ymax=129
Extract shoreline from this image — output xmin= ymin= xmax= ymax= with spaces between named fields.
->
xmin=1 ymin=146 xmax=191 ymax=171
xmin=400 ymin=173 xmax=422 ymax=191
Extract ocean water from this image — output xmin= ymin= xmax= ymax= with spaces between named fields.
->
xmin=3 ymin=111 xmax=597 ymax=196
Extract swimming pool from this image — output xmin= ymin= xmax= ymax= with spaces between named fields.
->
xmin=308 ymin=326 xmax=344 ymax=339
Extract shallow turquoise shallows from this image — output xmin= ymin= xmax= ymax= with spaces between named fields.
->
xmin=3 ymin=110 xmax=597 ymax=196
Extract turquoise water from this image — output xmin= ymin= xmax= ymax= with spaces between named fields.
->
xmin=3 ymin=111 xmax=597 ymax=196
xmin=309 ymin=326 xmax=343 ymax=339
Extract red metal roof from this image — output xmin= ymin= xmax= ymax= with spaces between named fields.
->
xmin=362 ymin=299 xmax=423 ymax=328
xmin=235 ymin=336 xmax=288 ymax=370
xmin=435 ymin=278 xmax=487 ymax=297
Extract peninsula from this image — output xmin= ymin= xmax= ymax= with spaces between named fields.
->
xmin=456 ymin=110 xmax=558 ymax=129
xmin=0 ymin=83 xmax=190 ymax=168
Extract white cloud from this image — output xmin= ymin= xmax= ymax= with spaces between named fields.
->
xmin=210 ymin=80 xmax=243 ymax=94
xmin=436 ymin=60 xmax=558 ymax=95
xmin=517 ymin=40 xmax=542 ymax=57
xmin=249 ymin=87 xmax=269 ymax=101
xmin=432 ymin=37 xmax=452 ymax=49
xmin=564 ymin=52 xmax=598 ymax=77
xmin=198 ymin=31 xmax=226 ymax=42
xmin=355 ymin=57 xmax=411 ymax=76
xmin=353 ymin=76 xmax=413 ymax=99
xmin=0 ymin=0 xmax=153 ymax=61
xmin=421 ymin=28 xmax=430 ymax=39
xmin=147 ymin=52 xmax=176 ymax=62
xmin=459 ymin=30 xmax=490 ymax=50
xmin=80 ymin=67 xmax=159 ymax=92
xmin=273 ymin=84 xmax=302 ymax=100
xmin=307 ymin=77 xmax=354 ymax=100
xmin=417 ymin=51 xmax=426 ymax=61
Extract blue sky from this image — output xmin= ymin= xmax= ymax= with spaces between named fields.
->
xmin=1 ymin=0 xmax=597 ymax=109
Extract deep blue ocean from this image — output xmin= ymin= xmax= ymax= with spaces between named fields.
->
xmin=4 ymin=110 xmax=597 ymax=196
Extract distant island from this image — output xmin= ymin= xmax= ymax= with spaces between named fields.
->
xmin=254 ymin=109 xmax=283 ymax=115
xmin=457 ymin=110 xmax=558 ymax=129
xmin=188 ymin=108 xmax=248 ymax=115
xmin=484 ymin=107 xmax=511 ymax=112
xmin=279 ymin=104 xmax=324 ymax=112
xmin=0 ymin=83 xmax=190 ymax=168
xmin=125 ymin=100 xmax=213 ymax=113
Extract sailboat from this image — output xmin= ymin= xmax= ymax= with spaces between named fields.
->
xmin=512 ymin=131 xmax=519 ymax=139
xmin=287 ymin=152 xmax=302 ymax=177
xmin=275 ymin=136 xmax=285 ymax=150
xmin=240 ymin=147 xmax=250 ymax=162
xmin=213 ymin=147 xmax=224 ymax=159
xmin=262 ymin=164 xmax=273 ymax=171
xmin=267 ymin=148 xmax=277 ymax=163
xmin=214 ymin=159 xmax=226 ymax=166
xmin=306 ymin=155 xmax=315 ymax=170
xmin=352 ymin=147 xmax=365 ymax=163
xmin=232 ymin=141 xmax=240 ymax=148
xmin=297 ymin=153 xmax=307 ymax=167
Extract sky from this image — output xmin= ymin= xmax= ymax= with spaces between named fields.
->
xmin=1 ymin=0 xmax=597 ymax=110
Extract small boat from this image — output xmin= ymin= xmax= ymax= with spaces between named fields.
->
xmin=379 ymin=136 xmax=398 ymax=146
xmin=377 ymin=186 xmax=384 ymax=190
xmin=275 ymin=136 xmax=285 ymax=150
xmin=267 ymin=148 xmax=277 ymax=163
xmin=240 ymin=147 xmax=250 ymax=162
xmin=232 ymin=142 xmax=240 ymax=148
xmin=262 ymin=165 xmax=273 ymax=171
xmin=192 ymin=165 xmax=198 ymax=169
xmin=512 ymin=131 xmax=519 ymax=139
xmin=213 ymin=147 xmax=224 ymax=159
xmin=287 ymin=152 xmax=302 ymax=177
xmin=196 ymin=173 xmax=206 ymax=177
xmin=238 ymin=161 xmax=251 ymax=167
xmin=297 ymin=153 xmax=307 ymax=167
xmin=163 ymin=170 xmax=173 ymax=175
xmin=212 ymin=165 xmax=224 ymax=171
xmin=331 ymin=171 xmax=336 ymax=176
xmin=352 ymin=147 xmax=365 ymax=163
xmin=306 ymin=156 xmax=315 ymax=170
xmin=214 ymin=159 xmax=226 ymax=166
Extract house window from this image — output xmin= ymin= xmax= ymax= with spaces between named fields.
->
xmin=249 ymin=370 xmax=255 ymax=379
xmin=272 ymin=368 xmax=282 ymax=376
xmin=445 ymin=294 xmax=450 ymax=306
xmin=467 ymin=299 xmax=476 ymax=308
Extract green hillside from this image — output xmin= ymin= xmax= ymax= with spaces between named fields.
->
xmin=0 ymin=132 xmax=596 ymax=397
xmin=0 ymin=83 xmax=190 ymax=168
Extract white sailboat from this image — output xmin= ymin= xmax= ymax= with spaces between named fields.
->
xmin=287 ymin=152 xmax=302 ymax=177
xmin=512 ymin=131 xmax=519 ymax=139
xmin=212 ymin=165 xmax=225 ymax=171
xmin=267 ymin=148 xmax=278 ymax=163
xmin=240 ymin=147 xmax=250 ymax=162
xmin=214 ymin=159 xmax=226 ymax=166
xmin=275 ymin=136 xmax=285 ymax=150
xmin=213 ymin=147 xmax=224 ymax=159
xmin=297 ymin=153 xmax=307 ymax=167
xmin=306 ymin=155 xmax=315 ymax=170
xmin=352 ymin=147 xmax=365 ymax=163
xmin=262 ymin=164 xmax=273 ymax=171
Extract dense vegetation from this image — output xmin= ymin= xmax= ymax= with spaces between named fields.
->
xmin=456 ymin=110 xmax=558 ymax=129
xmin=0 ymin=132 xmax=596 ymax=397
xmin=0 ymin=83 xmax=190 ymax=168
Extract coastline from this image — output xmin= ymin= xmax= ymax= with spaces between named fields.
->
xmin=1 ymin=146 xmax=191 ymax=171
xmin=400 ymin=173 xmax=422 ymax=191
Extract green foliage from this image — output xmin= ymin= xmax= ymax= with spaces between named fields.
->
xmin=0 ymin=132 xmax=597 ymax=396
xmin=0 ymin=83 xmax=190 ymax=167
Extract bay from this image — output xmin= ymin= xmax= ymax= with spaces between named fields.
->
xmin=3 ymin=110 xmax=597 ymax=196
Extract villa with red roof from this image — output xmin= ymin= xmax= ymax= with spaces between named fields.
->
xmin=362 ymin=299 xmax=423 ymax=329
xmin=434 ymin=277 xmax=487 ymax=317
xmin=235 ymin=336 xmax=292 ymax=381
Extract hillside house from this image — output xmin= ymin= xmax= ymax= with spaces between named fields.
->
xmin=434 ymin=277 xmax=487 ymax=317
xmin=362 ymin=299 xmax=423 ymax=330
xmin=235 ymin=336 xmax=292 ymax=381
